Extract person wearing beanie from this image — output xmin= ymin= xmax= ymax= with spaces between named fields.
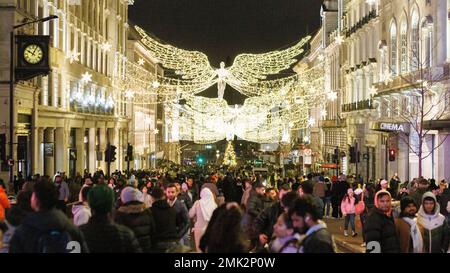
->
xmin=395 ymin=196 xmax=423 ymax=253
xmin=341 ymin=188 xmax=357 ymax=237
xmin=79 ymin=185 xmax=142 ymax=253
xmin=114 ymin=187 xmax=155 ymax=253
xmin=417 ymin=192 xmax=450 ymax=253
xmin=364 ymin=190 xmax=400 ymax=253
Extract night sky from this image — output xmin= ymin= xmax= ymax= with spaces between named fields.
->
xmin=129 ymin=0 xmax=323 ymax=104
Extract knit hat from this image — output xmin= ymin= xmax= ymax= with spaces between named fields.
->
xmin=88 ymin=185 xmax=115 ymax=214
xmin=400 ymin=196 xmax=417 ymax=212
xmin=120 ymin=186 xmax=143 ymax=204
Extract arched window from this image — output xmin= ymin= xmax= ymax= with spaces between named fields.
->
xmin=400 ymin=19 xmax=408 ymax=74
xmin=390 ymin=21 xmax=398 ymax=75
xmin=410 ymin=10 xmax=420 ymax=71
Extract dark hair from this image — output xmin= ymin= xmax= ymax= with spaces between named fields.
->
xmin=281 ymin=191 xmax=299 ymax=209
xmin=279 ymin=183 xmax=291 ymax=192
xmin=150 ymin=187 xmax=165 ymax=200
xmin=80 ymin=186 xmax=92 ymax=202
xmin=280 ymin=212 xmax=294 ymax=230
xmin=288 ymin=195 xmax=319 ymax=222
xmin=307 ymin=173 xmax=313 ymax=180
xmin=16 ymin=190 xmax=33 ymax=212
xmin=376 ymin=191 xmax=391 ymax=201
xmin=300 ymin=181 xmax=314 ymax=194
xmin=200 ymin=203 xmax=249 ymax=253
xmin=33 ymin=180 xmax=59 ymax=211
xmin=423 ymin=196 xmax=436 ymax=203
xmin=165 ymin=183 xmax=177 ymax=190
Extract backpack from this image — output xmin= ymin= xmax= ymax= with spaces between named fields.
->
xmin=37 ymin=229 xmax=73 ymax=253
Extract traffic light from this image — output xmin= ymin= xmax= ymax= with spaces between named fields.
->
xmin=389 ymin=148 xmax=396 ymax=161
xmin=349 ymin=146 xmax=356 ymax=163
xmin=126 ymin=143 xmax=134 ymax=161
xmin=196 ymin=154 xmax=205 ymax=164
xmin=105 ymin=144 xmax=117 ymax=162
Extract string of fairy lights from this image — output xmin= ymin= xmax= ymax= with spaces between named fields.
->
xmin=111 ymin=25 xmax=332 ymax=144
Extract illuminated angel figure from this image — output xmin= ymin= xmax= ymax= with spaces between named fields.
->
xmin=134 ymin=26 xmax=311 ymax=97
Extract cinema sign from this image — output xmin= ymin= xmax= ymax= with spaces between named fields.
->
xmin=373 ymin=122 xmax=409 ymax=133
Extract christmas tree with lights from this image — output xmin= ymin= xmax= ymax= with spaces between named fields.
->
xmin=223 ymin=141 xmax=237 ymax=167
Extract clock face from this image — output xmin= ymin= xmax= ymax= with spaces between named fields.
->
xmin=23 ymin=44 xmax=44 ymax=64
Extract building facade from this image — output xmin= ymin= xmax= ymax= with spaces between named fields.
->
xmin=0 ymin=0 xmax=133 ymax=183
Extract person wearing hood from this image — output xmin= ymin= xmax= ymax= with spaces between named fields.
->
xmin=364 ymin=190 xmax=400 ymax=253
xmin=341 ymin=188 xmax=357 ymax=237
xmin=1 ymin=190 xmax=32 ymax=253
xmin=114 ymin=187 xmax=156 ymax=253
xmin=189 ymin=188 xmax=217 ymax=252
xmin=79 ymin=185 xmax=142 ymax=253
xmin=395 ymin=196 xmax=423 ymax=253
xmin=54 ymin=174 xmax=69 ymax=213
xmin=9 ymin=180 xmax=88 ymax=253
xmin=417 ymin=192 xmax=450 ymax=253
xmin=72 ymin=186 xmax=92 ymax=226
xmin=288 ymin=195 xmax=335 ymax=253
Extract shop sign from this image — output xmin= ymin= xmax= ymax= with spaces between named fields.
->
xmin=380 ymin=123 xmax=405 ymax=132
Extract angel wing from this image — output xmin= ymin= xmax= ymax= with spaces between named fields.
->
xmin=228 ymin=35 xmax=311 ymax=85
xmin=135 ymin=26 xmax=216 ymax=82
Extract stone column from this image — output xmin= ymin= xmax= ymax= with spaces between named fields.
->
xmin=32 ymin=127 xmax=44 ymax=175
xmin=54 ymin=127 xmax=68 ymax=174
xmin=88 ymin=127 xmax=96 ymax=174
xmin=76 ymin=128 xmax=85 ymax=175
xmin=98 ymin=127 xmax=107 ymax=173
xmin=44 ymin=128 xmax=55 ymax=176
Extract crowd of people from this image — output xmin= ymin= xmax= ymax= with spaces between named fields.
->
xmin=0 ymin=166 xmax=449 ymax=253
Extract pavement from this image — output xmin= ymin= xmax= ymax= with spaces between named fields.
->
xmin=324 ymin=217 xmax=365 ymax=253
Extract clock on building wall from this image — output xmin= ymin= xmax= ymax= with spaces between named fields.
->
xmin=15 ymin=35 xmax=51 ymax=81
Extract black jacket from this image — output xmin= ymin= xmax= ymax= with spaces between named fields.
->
xmin=79 ymin=214 xmax=142 ymax=253
xmin=114 ymin=201 xmax=156 ymax=253
xmin=171 ymin=198 xmax=190 ymax=238
xmin=254 ymin=202 xmax=283 ymax=239
xmin=178 ymin=192 xmax=193 ymax=210
xmin=247 ymin=191 xmax=265 ymax=218
xmin=222 ymin=176 xmax=238 ymax=203
xmin=364 ymin=208 xmax=400 ymax=253
xmin=150 ymin=200 xmax=179 ymax=243
xmin=301 ymin=228 xmax=335 ymax=253
xmin=438 ymin=189 xmax=450 ymax=217
xmin=9 ymin=209 xmax=88 ymax=253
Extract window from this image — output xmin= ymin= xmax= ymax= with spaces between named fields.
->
xmin=411 ymin=9 xmax=419 ymax=71
xmin=390 ymin=21 xmax=398 ymax=75
xmin=424 ymin=28 xmax=432 ymax=68
xmin=400 ymin=19 xmax=408 ymax=74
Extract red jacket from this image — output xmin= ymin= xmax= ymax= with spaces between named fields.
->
xmin=0 ymin=187 xmax=11 ymax=221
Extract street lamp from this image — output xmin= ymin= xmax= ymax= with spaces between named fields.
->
xmin=7 ymin=15 xmax=58 ymax=188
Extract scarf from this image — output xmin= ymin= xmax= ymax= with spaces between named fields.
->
xmin=402 ymin=217 xmax=423 ymax=253
xmin=199 ymin=188 xmax=217 ymax=222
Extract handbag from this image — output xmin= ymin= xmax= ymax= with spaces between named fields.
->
xmin=355 ymin=192 xmax=365 ymax=215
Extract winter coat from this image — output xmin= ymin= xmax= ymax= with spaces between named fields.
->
xmin=340 ymin=196 xmax=356 ymax=215
xmin=269 ymin=235 xmax=299 ymax=253
xmin=410 ymin=188 xmax=427 ymax=210
xmin=170 ymin=198 xmax=190 ymax=238
xmin=1 ymin=205 xmax=31 ymax=253
xmin=313 ymin=182 xmax=326 ymax=198
xmin=438 ymin=189 xmax=450 ymax=217
xmin=0 ymin=187 xmax=11 ymax=221
xmin=417 ymin=192 xmax=450 ymax=253
xmin=79 ymin=214 xmax=142 ymax=253
xmin=246 ymin=191 xmax=265 ymax=218
xmin=178 ymin=192 xmax=193 ymax=210
xmin=9 ymin=209 xmax=88 ymax=253
xmin=364 ymin=208 xmax=400 ymax=253
xmin=56 ymin=181 xmax=70 ymax=201
xmin=115 ymin=201 xmax=156 ymax=253
xmin=222 ymin=176 xmax=238 ymax=203
xmin=254 ymin=202 xmax=283 ymax=239
xmin=150 ymin=199 xmax=179 ymax=244
xmin=71 ymin=203 xmax=91 ymax=226
xmin=241 ymin=187 xmax=252 ymax=208
xmin=395 ymin=217 xmax=415 ymax=253
xmin=299 ymin=221 xmax=335 ymax=253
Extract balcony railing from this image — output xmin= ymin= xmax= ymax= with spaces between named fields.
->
xmin=342 ymin=99 xmax=375 ymax=112
xmin=345 ymin=9 xmax=378 ymax=38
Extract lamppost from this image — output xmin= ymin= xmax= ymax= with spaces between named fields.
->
xmin=7 ymin=15 xmax=58 ymax=188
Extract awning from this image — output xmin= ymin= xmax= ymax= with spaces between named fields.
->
xmin=422 ymin=119 xmax=450 ymax=130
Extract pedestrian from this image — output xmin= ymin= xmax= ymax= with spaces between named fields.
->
xmin=0 ymin=183 xmax=11 ymax=223
xmin=1 ymin=190 xmax=32 ymax=253
xmin=437 ymin=180 xmax=450 ymax=221
xmin=288 ymin=195 xmax=335 ymax=253
xmin=79 ymin=185 xmax=142 ymax=253
xmin=331 ymin=176 xmax=341 ymax=219
xmin=165 ymin=183 xmax=190 ymax=248
xmin=245 ymin=181 xmax=266 ymax=248
xmin=71 ymin=186 xmax=92 ymax=226
xmin=178 ymin=183 xmax=193 ymax=210
xmin=417 ymin=192 xmax=450 ymax=253
xmin=389 ymin=174 xmax=401 ymax=200
xmin=149 ymin=187 xmax=185 ymax=253
xmin=9 ymin=180 xmax=88 ymax=253
xmin=323 ymin=178 xmax=332 ymax=218
xmin=54 ymin=174 xmax=69 ymax=214
xmin=199 ymin=202 xmax=249 ymax=253
xmin=240 ymin=179 xmax=252 ymax=210
xmin=140 ymin=184 xmax=152 ymax=208
xmin=189 ymin=188 xmax=217 ymax=252
xmin=269 ymin=212 xmax=298 ymax=253
xmin=364 ymin=190 xmax=400 ymax=253
xmin=115 ymin=187 xmax=156 ymax=253
xmin=395 ymin=196 xmax=423 ymax=253
xmin=254 ymin=184 xmax=294 ymax=251
xmin=341 ymin=188 xmax=357 ymax=237
xmin=299 ymin=181 xmax=324 ymax=219
xmin=410 ymin=178 xmax=429 ymax=208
